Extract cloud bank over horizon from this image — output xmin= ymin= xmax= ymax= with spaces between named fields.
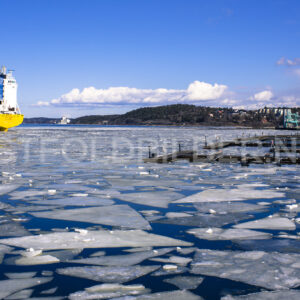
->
xmin=36 ymin=81 xmax=230 ymax=107
xmin=35 ymin=77 xmax=300 ymax=110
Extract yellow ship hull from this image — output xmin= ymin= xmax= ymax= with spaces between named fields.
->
xmin=0 ymin=114 xmax=24 ymax=131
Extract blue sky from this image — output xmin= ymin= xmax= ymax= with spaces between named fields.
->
xmin=1 ymin=0 xmax=300 ymax=117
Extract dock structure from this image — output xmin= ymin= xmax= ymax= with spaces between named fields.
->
xmin=144 ymin=134 xmax=300 ymax=165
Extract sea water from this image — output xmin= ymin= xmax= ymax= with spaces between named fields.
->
xmin=0 ymin=125 xmax=299 ymax=299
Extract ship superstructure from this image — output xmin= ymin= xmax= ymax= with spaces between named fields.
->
xmin=0 ymin=66 xmax=23 ymax=131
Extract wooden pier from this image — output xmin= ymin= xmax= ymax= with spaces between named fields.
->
xmin=144 ymin=134 xmax=300 ymax=165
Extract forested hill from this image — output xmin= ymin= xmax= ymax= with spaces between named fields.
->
xmin=71 ymin=104 xmax=289 ymax=128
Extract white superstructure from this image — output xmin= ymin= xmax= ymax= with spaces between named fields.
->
xmin=0 ymin=66 xmax=21 ymax=114
xmin=59 ymin=116 xmax=71 ymax=124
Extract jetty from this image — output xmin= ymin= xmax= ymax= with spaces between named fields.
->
xmin=144 ymin=133 xmax=300 ymax=165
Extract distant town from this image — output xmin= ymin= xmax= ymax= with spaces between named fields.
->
xmin=24 ymin=104 xmax=300 ymax=129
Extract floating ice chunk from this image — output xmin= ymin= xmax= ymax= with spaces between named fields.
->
xmin=45 ymin=249 xmax=82 ymax=261
xmin=187 ymin=227 xmax=272 ymax=241
xmin=90 ymin=251 xmax=106 ymax=257
xmin=194 ymin=202 xmax=266 ymax=214
xmin=8 ymin=190 xmax=47 ymax=199
xmin=30 ymin=205 xmax=151 ymax=230
xmin=69 ymin=248 xmax=174 ymax=266
xmin=166 ymin=212 xmax=192 ymax=218
xmin=47 ymin=189 xmax=56 ymax=195
xmin=175 ymin=187 xmax=285 ymax=203
xmin=0 ymin=220 xmax=30 ymax=238
xmin=115 ymin=290 xmax=203 ymax=299
xmin=221 ymin=289 xmax=300 ymax=299
xmin=0 ymin=229 xmax=191 ymax=250
xmin=116 ymin=191 xmax=184 ymax=208
xmin=177 ymin=247 xmax=197 ymax=255
xmin=237 ymin=239 xmax=300 ymax=253
xmin=164 ymin=275 xmax=204 ymax=290
xmin=31 ymin=197 xmax=115 ymax=207
xmin=5 ymin=272 xmax=37 ymax=279
xmin=56 ymin=265 xmax=160 ymax=283
xmin=69 ymin=283 xmax=149 ymax=299
xmin=0 ymin=184 xmax=19 ymax=195
xmin=151 ymin=265 xmax=188 ymax=276
xmin=41 ymin=287 xmax=58 ymax=295
xmin=150 ymin=255 xmax=192 ymax=266
xmin=5 ymin=289 xmax=33 ymax=299
xmin=156 ymin=213 xmax=250 ymax=227
xmin=0 ymin=277 xmax=52 ymax=299
xmin=7 ymin=254 xmax=60 ymax=266
xmin=191 ymin=249 xmax=300 ymax=290
xmin=234 ymin=217 xmax=296 ymax=231
xmin=123 ymin=247 xmax=153 ymax=253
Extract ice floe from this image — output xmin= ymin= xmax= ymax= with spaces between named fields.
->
xmin=191 ymin=249 xmax=300 ymax=289
xmin=0 ymin=229 xmax=191 ymax=250
xmin=175 ymin=187 xmax=285 ymax=203
xmin=30 ymin=205 xmax=151 ymax=230
xmin=68 ymin=283 xmax=149 ymax=299
xmin=116 ymin=191 xmax=184 ymax=208
xmin=113 ymin=290 xmax=203 ymax=299
xmin=234 ymin=217 xmax=296 ymax=231
xmin=0 ymin=277 xmax=52 ymax=299
xmin=163 ymin=275 xmax=204 ymax=290
xmin=69 ymin=248 xmax=174 ymax=266
xmin=187 ymin=227 xmax=272 ymax=240
xmin=221 ymin=290 xmax=300 ymax=299
xmin=56 ymin=265 xmax=160 ymax=283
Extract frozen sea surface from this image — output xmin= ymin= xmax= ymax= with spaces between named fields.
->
xmin=0 ymin=125 xmax=299 ymax=299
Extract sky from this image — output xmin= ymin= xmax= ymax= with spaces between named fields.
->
xmin=1 ymin=0 xmax=300 ymax=118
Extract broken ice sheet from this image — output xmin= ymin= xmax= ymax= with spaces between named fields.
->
xmin=174 ymin=186 xmax=285 ymax=203
xmin=30 ymin=196 xmax=115 ymax=207
xmin=221 ymin=290 xmax=300 ymax=300
xmin=0 ymin=184 xmax=19 ymax=195
xmin=5 ymin=272 xmax=37 ymax=279
xmin=0 ymin=229 xmax=191 ymax=250
xmin=191 ymin=249 xmax=300 ymax=290
xmin=237 ymin=239 xmax=300 ymax=253
xmin=163 ymin=275 xmax=204 ymax=290
xmin=150 ymin=255 xmax=192 ymax=266
xmin=194 ymin=202 xmax=267 ymax=214
xmin=0 ymin=277 xmax=52 ymax=299
xmin=68 ymin=283 xmax=150 ymax=299
xmin=0 ymin=219 xmax=30 ymax=237
xmin=69 ymin=248 xmax=174 ymax=266
xmin=5 ymin=255 xmax=60 ymax=266
xmin=187 ymin=228 xmax=272 ymax=241
xmin=116 ymin=191 xmax=184 ymax=208
xmin=30 ymin=205 xmax=151 ymax=230
xmin=114 ymin=290 xmax=203 ymax=299
xmin=56 ymin=265 xmax=160 ymax=283
xmin=156 ymin=213 xmax=250 ymax=227
xmin=5 ymin=289 xmax=33 ymax=299
xmin=234 ymin=217 xmax=296 ymax=231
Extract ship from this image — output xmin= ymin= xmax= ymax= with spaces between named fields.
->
xmin=0 ymin=66 xmax=23 ymax=131
xmin=59 ymin=116 xmax=71 ymax=125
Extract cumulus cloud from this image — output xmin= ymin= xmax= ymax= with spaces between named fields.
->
xmin=251 ymin=90 xmax=273 ymax=101
xmin=187 ymin=81 xmax=227 ymax=100
xmin=35 ymin=81 xmax=229 ymax=107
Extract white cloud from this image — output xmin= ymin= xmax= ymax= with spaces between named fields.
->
xmin=252 ymin=90 xmax=273 ymax=101
xmin=277 ymin=57 xmax=300 ymax=66
xmin=35 ymin=101 xmax=50 ymax=106
xmin=35 ymin=80 xmax=228 ymax=107
xmin=187 ymin=81 xmax=227 ymax=100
